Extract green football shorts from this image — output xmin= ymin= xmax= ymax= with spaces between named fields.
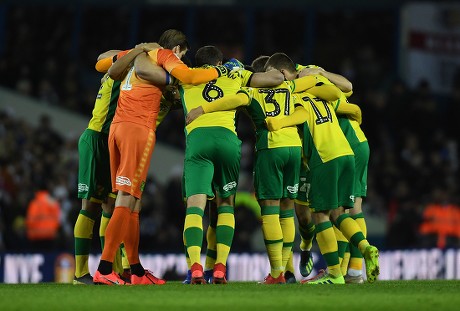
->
xmin=254 ymin=146 xmax=301 ymax=200
xmin=77 ymin=129 xmax=112 ymax=202
xmin=184 ymin=127 xmax=241 ymax=199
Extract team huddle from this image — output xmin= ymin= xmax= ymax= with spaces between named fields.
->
xmin=72 ymin=29 xmax=379 ymax=286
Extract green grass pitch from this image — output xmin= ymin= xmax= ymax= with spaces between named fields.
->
xmin=0 ymin=280 xmax=459 ymax=310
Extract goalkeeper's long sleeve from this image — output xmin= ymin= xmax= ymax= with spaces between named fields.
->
xmin=170 ymin=65 xmax=219 ymax=85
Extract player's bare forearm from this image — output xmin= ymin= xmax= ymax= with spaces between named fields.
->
xmin=250 ymin=69 xmax=284 ymax=87
xmin=299 ymin=67 xmax=353 ymax=93
xmin=319 ymin=70 xmax=352 ymax=93
xmin=108 ymin=47 xmax=144 ymax=81
xmin=135 ymin=53 xmax=168 ymax=85
xmin=186 ymin=106 xmax=204 ymax=125
xmin=97 ymin=50 xmax=121 ymax=62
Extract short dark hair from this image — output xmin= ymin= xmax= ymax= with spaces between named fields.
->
xmin=195 ymin=45 xmax=223 ymax=67
xmin=158 ymin=29 xmax=189 ymax=51
xmin=251 ymin=55 xmax=269 ymax=73
xmin=265 ymin=53 xmax=296 ymax=73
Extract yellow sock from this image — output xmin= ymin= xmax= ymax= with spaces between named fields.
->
xmin=336 ymin=214 xmax=369 ymax=254
xmin=349 ymin=213 xmax=367 ymax=271
xmin=261 ymin=205 xmax=283 ymax=278
xmin=280 ymin=209 xmax=295 ymax=269
xmin=333 ymin=225 xmax=348 ymax=265
xmin=315 ymin=221 xmax=341 ymax=277
xmin=204 ymin=225 xmax=216 ymax=270
xmin=341 ymin=247 xmax=350 ymax=275
xmin=299 ymin=221 xmax=315 ymax=251
xmin=285 ymin=250 xmax=294 ymax=274
xmin=99 ymin=211 xmax=110 ymax=249
xmin=183 ymin=207 xmax=204 ymax=266
xmin=183 ymin=232 xmax=191 ymax=270
xmin=74 ymin=210 xmax=95 ymax=278
xmin=120 ymin=243 xmax=130 ymax=270
xmin=215 ymin=206 xmax=235 ymax=267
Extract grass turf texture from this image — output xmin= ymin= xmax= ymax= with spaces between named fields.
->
xmin=0 ymin=281 xmax=459 ymax=311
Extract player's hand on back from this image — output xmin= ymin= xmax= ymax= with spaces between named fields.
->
xmin=135 ymin=42 xmax=162 ymax=52
xmin=298 ymin=67 xmax=324 ymax=77
xmin=186 ymin=106 xmax=205 ymax=125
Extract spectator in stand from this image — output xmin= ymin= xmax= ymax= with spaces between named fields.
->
xmin=419 ymin=187 xmax=460 ymax=249
xmin=25 ymin=181 xmax=61 ymax=251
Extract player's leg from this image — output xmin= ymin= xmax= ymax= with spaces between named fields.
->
xmin=302 ymin=159 xmax=345 ymax=284
xmin=295 ymin=202 xmax=315 ymax=277
xmin=204 ymin=200 xmax=217 ymax=283
xmin=258 ymin=199 xmax=285 ymax=284
xmin=280 ymin=198 xmax=295 ymax=282
xmin=74 ymin=199 xmax=100 ymax=284
xmin=95 ymin=123 xmax=158 ymax=285
xmin=94 ymin=190 xmax=132 ymax=285
xmin=284 ymin=251 xmax=296 ymax=283
xmin=74 ymin=129 xmax=105 ymax=284
xmin=278 ymin=147 xmax=300 ymax=282
xmin=333 ymin=224 xmax=348 ymax=270
xmin=213 ymin=196 xmax=235 ymax=284
xmin=254 ymin=149 xmax=287 ymax=284
xmin=183 ymin=129 xmax=217 ymax=284
xmin=184 ymin=194 xmax=207 ymax=284
xmin=179 ymin=170 xmax=193 ymax=284
xmin=127 ymin=199 xmax=165 ymax=285
xmin=346 ymin=197 xmax=366 ymax=283
xmin=304 ymin=210 xmax=344 ymax=284
xmin=341 ymin=244 xmax=351 ymax=277
xmin=346 ymin=141 xmax=370 ymax=283
xmin=332 ymin=209 xmax=378 ymax=283
xmin=330 ymin=156 xmax=378 ymax=283
xmin=211 ymin=133 xmax=241 ymax=284
xmin=99 ymin=195 xmax=124 ymax=276
xmin=295 ymin=167 xmax=316 ymax=277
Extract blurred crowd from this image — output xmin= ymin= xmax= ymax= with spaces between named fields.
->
xmin=1 ymin=5 xmax=460 ymax=253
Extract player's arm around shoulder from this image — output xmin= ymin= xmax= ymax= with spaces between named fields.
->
xmin=295 ymin=70 xmax=341 ymax=102
xmin=134 ymin=52 xmax=170 ymax=86
xmin=185 ymin=92 xmax=251 ymax=125
xmin=107 ymin=43 xmax=162 ymax=81
xmin=249 ymin=69 xmax=285 ymax=87
xmin=298 ymin=66 xmax=353 ymax=93
xmin=265 ymin=103 xmax=308 ymax=131
xmin=337 ymin=102 xmax=362 ymax=124
xmin=95 ymin=50 xmax=121 ymax=73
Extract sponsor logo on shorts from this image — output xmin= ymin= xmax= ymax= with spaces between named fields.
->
xmin=116 ymin=176 xmax=132 ymax=186
xmin=78 ymin=183 xmax=89 ymax=193
xmin=223 ymin=181 xmax=237 ymax=192
xmin=287 ymin=183 xmax=299 ymax=194
xmin=350 ymin=195 xmax=355 ymax=202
